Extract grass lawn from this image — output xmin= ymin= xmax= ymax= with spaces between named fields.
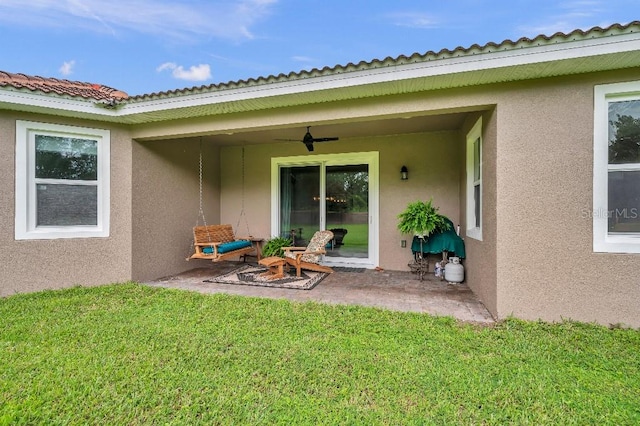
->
xmin=332 ymin=223 xmax=368 ymax=247
xmin=1 ymin=284 xmax=639 ymax=425
xmin=289 ymin=223 xmax=369 ymax=247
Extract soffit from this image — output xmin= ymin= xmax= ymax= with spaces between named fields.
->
xmin=120 ymin=50 xmax=640 ymax=127
xmin=202 ymin=112 xmax=469 ymax=147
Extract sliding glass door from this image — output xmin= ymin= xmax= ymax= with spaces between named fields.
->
xmin=272 ymin=152 xmax=378 ymax=268
xmin=325 ymin=164 xmax=369 ymax=259
xmin=279 ymin=165 xmax=320 ymax=246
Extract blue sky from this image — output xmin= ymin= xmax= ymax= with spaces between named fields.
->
xmin=1 ymin=0 xmax=638 ymax=96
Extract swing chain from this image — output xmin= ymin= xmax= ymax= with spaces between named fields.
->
xmin=198 ymin=140 xmax=216 ymax=250
xmin=235 ymin=146 xmax=252 ymax=237
xmin=188 ymin=139 xmax=215 ymax=259
xmin=197 ymin=140 xmax=208 ymax=228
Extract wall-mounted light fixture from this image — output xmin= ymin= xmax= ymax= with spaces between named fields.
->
xmin=401 ymin=165 xmax=408 ymax=180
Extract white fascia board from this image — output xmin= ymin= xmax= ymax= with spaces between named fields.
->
xmin=0 ymin=89 xmax=120 ymax=119
xmin=119 ymin=32 xmax=640 ymax=117
xmin=2 ymin=32 xmax=639 ymax=122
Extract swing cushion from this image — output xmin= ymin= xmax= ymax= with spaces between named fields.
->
xmin=203 ymin=240 xmax=252 ymax=254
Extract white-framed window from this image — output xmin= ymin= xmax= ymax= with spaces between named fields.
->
xmin=15 ymin=120 xmax=110 ymax=240
xmin=466 ymin=117 xmax=482 ymax=240
xmin=593 ymin=81 xmax=640 ymax=253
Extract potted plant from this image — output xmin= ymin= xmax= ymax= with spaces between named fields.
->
xmin=261 ymin=236 xmax=293 ymax=258
xmin=397 ymin=199 xmax=450 ymax=238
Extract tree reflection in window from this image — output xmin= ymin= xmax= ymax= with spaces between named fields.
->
xmin=608 ymin=102 xmax=640 ymax=233
xmin=326 ymin=167 xmax=368 ymax=213
xmin=35 ymin=135 xmax=97 ymax=180
xmin=608 ymin=99 xmax=640 ymax=164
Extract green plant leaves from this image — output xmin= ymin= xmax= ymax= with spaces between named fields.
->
xmin=397 ymin=199 xmax=450 ymax=237
xmin=262 ymin=237 xmax=293 ymax=258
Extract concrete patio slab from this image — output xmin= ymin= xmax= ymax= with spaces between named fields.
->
xmin=144 ymin=262 xmax=495 ymax=324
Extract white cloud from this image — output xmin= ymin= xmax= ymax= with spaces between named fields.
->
xmin=291 ymin=56 xmax=315 ymax=63
xmin=157 ymin=62 xmax=211 ymax=82
xmin=59 ymin=60 xmax=75 ymax=76
xmin=516 ymin=0 xmax=610 ymax=36
xmin=0 ymin=0 xmax=278 ymax=41
xmin=386 ymin=12 xmax=440 ymax=29
xmin=156 ymin=62 xmax=177 ymax=73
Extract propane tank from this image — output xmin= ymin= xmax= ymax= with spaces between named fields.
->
xmin=444 ymin=257 xmax=464 ymax=283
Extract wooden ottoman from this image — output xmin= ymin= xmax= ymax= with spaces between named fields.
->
xmin=258 ymin=256 xmax=286 ymax=280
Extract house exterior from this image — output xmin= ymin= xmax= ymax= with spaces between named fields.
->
xmin=2 ymin=22 xmax=640 ymax=327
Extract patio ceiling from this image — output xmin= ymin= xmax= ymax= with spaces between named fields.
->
xmin=200 ymin=111 xmax=470 ymax=146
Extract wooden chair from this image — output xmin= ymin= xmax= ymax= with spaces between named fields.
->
xmin=188 ymin=224 xmax=256 ymax=262
xmin=282 ymin=230 xmax=335 ymax=277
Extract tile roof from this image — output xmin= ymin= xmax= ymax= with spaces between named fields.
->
xmin=0 ymin=71 xmax=128 ymax=101
xmin=130 ymin=21 xmax=640 ymax=101
xmin=0 ymin=21 xmax=638 ymax=104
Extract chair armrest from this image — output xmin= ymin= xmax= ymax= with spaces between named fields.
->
xmin=283 ymin=246 xmax=306 ymax=251
xmin=305 ymin=248 xmax=327 ymax=255
xmin=194 ymin=242 xmax=221 ymax=247
xmin=292 ymin=248 xmax=327 ymax=260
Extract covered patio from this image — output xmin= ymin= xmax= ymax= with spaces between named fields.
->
xmin=144 ymin=261 xmax=494 ymax=324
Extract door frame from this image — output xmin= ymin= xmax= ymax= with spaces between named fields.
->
xmin=270 ymin=151 xmax=379 ymax=269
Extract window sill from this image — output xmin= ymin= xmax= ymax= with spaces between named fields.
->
xmin=466 ymin=227 xmax=482 ymax=241
xmin=594 ymin=234 xmax=640 ymax=254
xmin=15 ymin=226 xmax=108 ymax=240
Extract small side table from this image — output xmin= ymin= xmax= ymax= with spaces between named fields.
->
xmin=408 ymin=236 xmax=429 ymax=281
xmin=243 ymin=237 xmax=265 ymax=262
xmin=258 ymin=256 xmax=286 ymax=280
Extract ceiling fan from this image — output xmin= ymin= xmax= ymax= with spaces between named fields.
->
xmin=279 ymin=126 xmax=339 ymax=151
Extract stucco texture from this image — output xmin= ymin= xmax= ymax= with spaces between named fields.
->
xmin=494 ymin=71 xmax=640 ymax=327
xmin=131 ymin=139 xmax=221 ymax=282
xmin=0 ymin=112 xmax=132 ymax=296
xmin=460 ymin=110 xmax=498 ymax=316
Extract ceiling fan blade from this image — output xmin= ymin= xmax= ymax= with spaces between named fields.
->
xmin=311 ymin=137 xmax=339 ymax=142
xmin=276 ymin=127 xmax=339 ymax=150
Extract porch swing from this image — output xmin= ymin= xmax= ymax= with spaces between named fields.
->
xmin=187 ymin=144 xmax=256 ymax=262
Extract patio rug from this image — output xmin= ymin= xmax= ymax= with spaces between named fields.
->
xmin=203 ymin=264 xmax=328 ymax=290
